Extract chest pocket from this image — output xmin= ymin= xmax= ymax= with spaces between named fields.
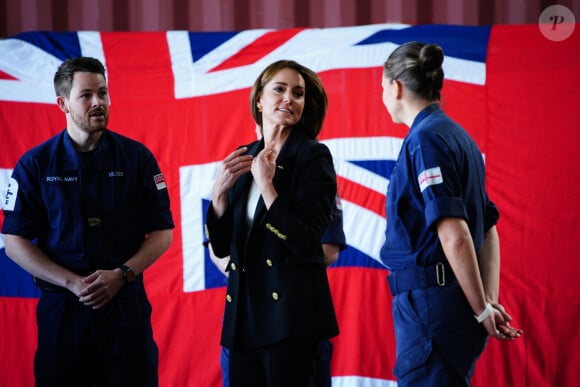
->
xmin=99 ymin=169 xmax=143 ymax=257
xmin=42 ymin=173 xmax=84 ymax=257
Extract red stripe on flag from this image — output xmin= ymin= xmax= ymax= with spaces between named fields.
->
xmin=100 ymin=32 xmax=175 ymax=104
xmin=209 ymin=28 xmax=305 ymax=72
xmin=328 ymin=267 xmax=395 ymax=380
xmin=0 ymin=70 xmax=17 ymax=80
xmin=0 ymin=297 xmax=37 ymax=386
xmin=337 ymin=175 xmax=385 ymax=217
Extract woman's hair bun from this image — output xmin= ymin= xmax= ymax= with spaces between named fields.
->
xmin=418 ymin=44 xmax=444 ymax=72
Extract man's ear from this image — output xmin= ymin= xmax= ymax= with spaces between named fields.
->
xmin=57 ymin=96 xmax=69 ymax=113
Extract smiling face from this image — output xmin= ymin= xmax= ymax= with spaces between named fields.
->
xmin=58 ymin=71 xmax=109 ymax=136
xmin=256 ymin=67 xmax=305 ymax=129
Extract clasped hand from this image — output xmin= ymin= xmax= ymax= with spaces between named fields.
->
xmin=483 ymin=303 xmax=523 ymax=341
xmin=76 ymin=270 xmax=124 ymax=309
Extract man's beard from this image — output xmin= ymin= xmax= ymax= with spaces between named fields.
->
xmin=71 ymin=110 xmax=108 ymax=133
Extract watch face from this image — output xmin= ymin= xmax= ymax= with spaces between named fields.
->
xmin=125 ymin=268 xmax=136 ymax=283
xmin=121 ymin=265 xmax=136 ymax=283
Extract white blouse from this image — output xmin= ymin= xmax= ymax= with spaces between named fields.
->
xmin=246 ymin=179 xmax=261 ymax=227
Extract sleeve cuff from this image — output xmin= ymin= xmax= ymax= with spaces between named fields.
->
xmin=425 ymin=197 xmax=468 ymax=229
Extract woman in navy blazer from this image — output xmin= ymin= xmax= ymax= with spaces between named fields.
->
xmin=205 ymin=60 xmax=339 ymax=387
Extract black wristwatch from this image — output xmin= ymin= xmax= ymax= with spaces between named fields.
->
xmin=118 ymin=264 xmax=136 ymax=284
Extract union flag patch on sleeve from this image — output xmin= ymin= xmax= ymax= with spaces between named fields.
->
xmin=154 ymin=173 xmax=167 ymax=190
xmin=418 ymin=166 xmax=443 ymax=192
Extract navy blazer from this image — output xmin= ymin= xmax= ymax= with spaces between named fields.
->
xmin=206 ymin=129 xmax=339 ymax=351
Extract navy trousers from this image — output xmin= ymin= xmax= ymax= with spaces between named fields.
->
xmin=34 ymin=284 xmax=158 ymax=387
xmin=391 ymin=281 xmax=488 ymax=387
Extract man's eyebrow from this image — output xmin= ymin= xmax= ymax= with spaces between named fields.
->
xmin=77 ymin=86 xmax=108 ymax=92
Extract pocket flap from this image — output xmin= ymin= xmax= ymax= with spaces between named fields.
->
xmin=393 ymin=337 xmax=433 ymax=378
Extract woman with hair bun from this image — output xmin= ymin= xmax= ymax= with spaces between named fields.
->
xmin=380 ymin=42 xmax=522 ymax=386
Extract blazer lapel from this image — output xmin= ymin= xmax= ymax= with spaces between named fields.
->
xmin=231 ymin=140 xmax=262 ymax=254
xmin=252 ymin=130 xmax=306 ymax=223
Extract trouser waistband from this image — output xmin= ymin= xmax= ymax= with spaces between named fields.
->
xmin=387 ymin=262 xmax=457 ymax=296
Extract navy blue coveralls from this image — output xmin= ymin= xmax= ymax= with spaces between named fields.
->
xmin=2 ymin=129 xmax=174 ymax=387
xmin=380 ymin=104 xmax=499 ymax=386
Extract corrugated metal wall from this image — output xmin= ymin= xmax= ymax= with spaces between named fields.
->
xmin=1 ymin=0 xmax=579 ymax=37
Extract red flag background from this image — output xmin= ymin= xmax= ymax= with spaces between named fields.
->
xmin=1 ymin=24 xmax=579 ymax=386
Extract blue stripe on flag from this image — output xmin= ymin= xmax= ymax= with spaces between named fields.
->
xmin=201 ymin=199 xmax=229 ymax=289
xmin=204 ymin=249 xmax=229 ymax=289
xmin=357 ymin=25 xmax=491 ymax=63
xmin=331 ymin=246 xmax=387 ymax=270
xmin=188 ymin=31 xmax=239 ymax=62
xmin=9 ymin=32 xmax=83 ymax=62
xmin=349 ymin=160 xmax=396 ymax=179
xmin=0 ymin=249 xmax=40 ymax=298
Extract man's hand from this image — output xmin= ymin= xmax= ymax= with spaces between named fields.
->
xmin=77 ymin=269 xmax=124 ymax=309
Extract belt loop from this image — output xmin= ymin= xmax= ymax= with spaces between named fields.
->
xmin=436 ymin=262 xmax=446 ymax=286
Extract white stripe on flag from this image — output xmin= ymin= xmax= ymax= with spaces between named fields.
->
xmin=0 ymin=32 xmax=106 ymax=103
xmin=180 ymin=162 xmax=220 ymax=292
xmin=332 ymin=375 xmax=398 ymax=387
xmin=167 ymin=24 xmax=485 ymax=99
